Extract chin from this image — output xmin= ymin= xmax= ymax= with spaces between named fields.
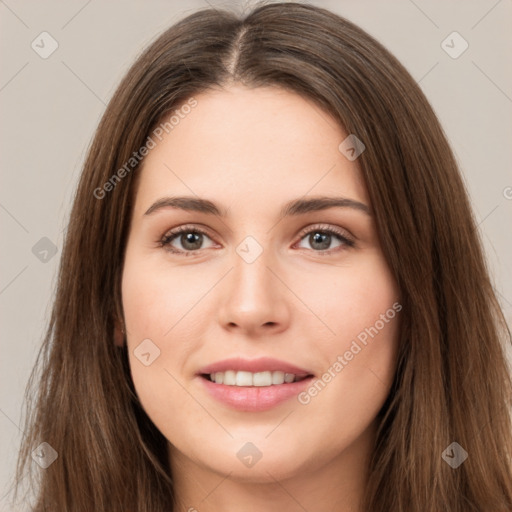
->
xmin=181 ymin=433 xmax=318 ymax=482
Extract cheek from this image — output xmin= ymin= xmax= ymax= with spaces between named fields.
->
xmin=347 ymin=264 xmax=400 ymax=381
xmin=295 ymin=252 xmax=400 ymax=417
xmin=121 ymin=251 xmax=206 ymax=339
xmin=121 ymin=252 xmax=184 ymax=392
xmin=120 ymin=247 xmax=222 ymax=429
xmin=302 ymin=250 xmax=400 ymax=352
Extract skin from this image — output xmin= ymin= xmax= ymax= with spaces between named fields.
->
xmin=119 ymin=84 xmax=401 ymax=512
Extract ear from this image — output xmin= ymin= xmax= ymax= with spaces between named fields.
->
xmin=114 ymin=317 xmax=125 ymax=347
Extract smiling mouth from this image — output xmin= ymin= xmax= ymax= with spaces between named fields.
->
xmin=201 ymin=370 xmax=312 ymax=387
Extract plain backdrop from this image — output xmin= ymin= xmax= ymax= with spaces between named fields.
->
xmin=1 ymin=0 xmax=511 ymax=508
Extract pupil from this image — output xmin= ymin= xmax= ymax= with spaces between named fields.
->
xmin=182 ymin=232 xmax=202 ymax=250
xmin=311 ymin=232 xmax=330 ymax=250
xmin=178 ymin=231 xmax=332 ymax=251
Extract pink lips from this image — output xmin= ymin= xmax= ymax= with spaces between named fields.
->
xmin=197 ymin=357 xmax=314 ymax=412
xmin=198 ymin=357 xmax=312 ymax=376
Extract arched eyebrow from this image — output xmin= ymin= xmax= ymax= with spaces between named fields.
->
xmin=144 ymin=195 xmax=371 ymax=218
xmin=281 ymin=196 xmax=371 ymax=217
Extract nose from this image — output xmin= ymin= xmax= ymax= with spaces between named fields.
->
xmin=216 ymin=247 xmax=291 ymax=336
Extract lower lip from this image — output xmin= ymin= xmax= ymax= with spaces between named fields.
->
xmin=198 ymin=375 xmax=314 ymax=412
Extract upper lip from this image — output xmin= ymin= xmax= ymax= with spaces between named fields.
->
xmin=198 ymin=357 xmax=313 ymax=377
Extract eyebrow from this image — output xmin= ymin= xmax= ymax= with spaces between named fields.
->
xmin=144 ymin=195 xmax=371 ymax=218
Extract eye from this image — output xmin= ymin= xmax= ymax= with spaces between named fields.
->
xmin=159 ymin=223 xmax=355 ymax=256
xmin=294 ymin=224 xmax=355 ymax=254
xmin=160 ymin=225 xmax=216 ymax=256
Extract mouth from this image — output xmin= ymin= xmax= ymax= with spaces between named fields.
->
xmin=200 ymin=370 xmax=311 ymax=386
xmin=196 ymin=358 xmax=315 ymax=411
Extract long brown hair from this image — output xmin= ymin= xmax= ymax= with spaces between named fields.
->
xmin=13 ymin=2 xmax=512 ymax=510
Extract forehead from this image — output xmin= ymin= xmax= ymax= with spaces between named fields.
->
xmin=133 ymin=84 xmax=369 ymax=214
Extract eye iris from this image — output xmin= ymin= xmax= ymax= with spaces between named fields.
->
xmin=169 ymin=229 xmax=341 ymax=252
xmin=181 ymin=232 xmax=202 ymax=250
xmin=310 ymin=232 xmax=331 ymax=250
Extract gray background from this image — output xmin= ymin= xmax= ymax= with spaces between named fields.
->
xmin=1 ymin=0 xmax=511 ymax=508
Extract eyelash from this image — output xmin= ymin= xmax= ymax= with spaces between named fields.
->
xmin=159 ymin=223 xmax=355 ymax=257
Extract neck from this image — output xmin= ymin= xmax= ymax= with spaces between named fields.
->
xmin=169 ymin=420 xmax=377 ymax=512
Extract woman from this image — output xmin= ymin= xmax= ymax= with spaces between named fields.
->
xmin=14 ymin=2 xmax=512 ymax=511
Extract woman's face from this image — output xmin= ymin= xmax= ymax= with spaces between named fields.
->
xmin=121 ymin=84 xmax=401 ymax=482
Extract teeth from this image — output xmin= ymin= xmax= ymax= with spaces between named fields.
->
xmin=210 ymin=372 xmax=221 ymax=384
xmin=209 ymin=370 xmax=304 ymax=387
xmin=284 ymin=373 xmax=295 ymax=383
xmin=236 ymin=371 xmax=253 ymax=386
xmin=253 ymin=371 xmax=272 ymax=386
xmin=272 ymin=371 xmax=285 ymax=384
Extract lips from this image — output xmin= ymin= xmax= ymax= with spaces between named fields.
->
xmin=196 ymin=357 xmax=315 ymax=412
xmin=197 ymin=356 xmax=313 ymax=377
